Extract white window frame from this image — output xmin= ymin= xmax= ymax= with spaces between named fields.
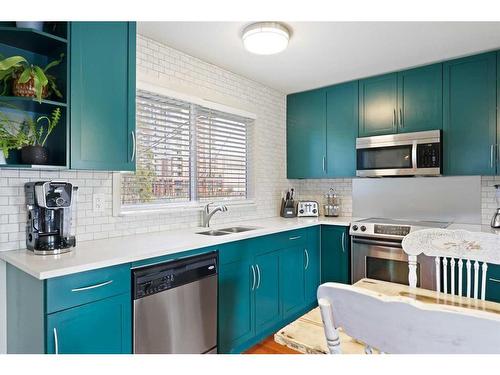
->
xmin=113 ymin=81 xmax=257 ymax=217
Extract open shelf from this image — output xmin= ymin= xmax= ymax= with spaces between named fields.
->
xmin=0 ymin=26 xmax=67 ymax=56
xmin=0 ymin=163 xmax=67 ymax=170
xmin=0 ymin=95 xmax=67 ymax=113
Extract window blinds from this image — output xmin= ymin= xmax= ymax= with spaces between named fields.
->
xmin=121 ymin=89 xmax=251 ymax=207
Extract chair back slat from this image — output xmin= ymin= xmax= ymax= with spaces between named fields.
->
xmin=474 ymin=261 xmax=480 ymax=299
xmin=466 ymin=259 xmax=472 ymax=298
xmin=481 ymin=263 xmax=488 ymax=300
xmin=435 ymin=257 xmax=441 ymax=293
xmin=450 ymin=258 xmax=456 ymax=295
xmin=442 ymin=257 xmax=448 ymax=294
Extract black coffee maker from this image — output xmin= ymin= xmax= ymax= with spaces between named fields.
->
xmin=25 ymin=181 xmax=78 ymax=254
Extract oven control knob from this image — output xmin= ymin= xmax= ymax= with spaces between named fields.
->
xmin=352 ymin=225 xmax=358 ymax=231
xmin=360 ymin=225 xmax=366 ymax=232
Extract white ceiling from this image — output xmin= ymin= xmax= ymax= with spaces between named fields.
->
xmin=139 ymin=22 xmax=500 ymax=94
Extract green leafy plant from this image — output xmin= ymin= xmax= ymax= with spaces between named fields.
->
xmin=0 ymin=53 xmax=64 ymax=103
xmin=0 ymin=106 xmax=61 ymax=158
xmin=22 ymin=107 xmax=62 ymax=146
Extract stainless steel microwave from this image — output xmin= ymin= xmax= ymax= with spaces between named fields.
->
xmin=356 ymin=130 xmax=442 ymax=177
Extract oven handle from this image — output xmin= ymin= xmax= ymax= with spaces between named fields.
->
xmin=352 ymin=237 xmax=403 ymax=249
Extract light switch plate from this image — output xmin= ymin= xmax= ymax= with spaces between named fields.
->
xmin=93 ymin=193 xmax=106 ymax=212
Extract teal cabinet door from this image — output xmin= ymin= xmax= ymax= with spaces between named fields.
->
xmin=321 ymin=226 xmax=350 ymax=284
xmin=305 ymin=226 xmax=321 ymax=304
xmin=325 ymin=81 xmax=358 ymax=177
xmin=46 ymin=293 xmax=131 ymax=354
xmin=486 ymin=264 xmax=500 ymax=303
xmin=287 ymin=89 xmax=326 ymax=178
xmin=443 ymin=52 xmax=496 ymax=176
xmin=254 ymin=251 xmax=281 ymax=334
xmin=280 ymin=246 xmax=306 ymax=318
xmin=218 ymin=259 xmax=254 ymax=353
xmin=359 ymin=73 xmax=398 ymax=137
xmin=70 ymin=22 xmax=136 ymax=171
xmin=397 ymin=64 xmax=443 ymax=133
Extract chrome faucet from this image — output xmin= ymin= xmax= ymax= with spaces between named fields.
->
xmin=202 ymin=202 xmax=228 ymax=227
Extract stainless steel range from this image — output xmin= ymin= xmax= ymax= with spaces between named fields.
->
xmin=350 ymin=217 xmax=449 ymax=290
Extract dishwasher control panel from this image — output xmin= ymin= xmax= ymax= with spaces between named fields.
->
xmin=133 ymin=252 xmax=218 ymax=300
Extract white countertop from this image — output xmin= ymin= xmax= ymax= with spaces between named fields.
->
xmin=0 ymin=216 xmax=353 ymax=280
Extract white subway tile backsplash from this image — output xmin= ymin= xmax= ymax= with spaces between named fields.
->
xmin=0 ymin=34 xmax=287 ymax=251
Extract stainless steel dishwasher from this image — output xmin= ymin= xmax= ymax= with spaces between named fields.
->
xmin=133 ymin=252 xmax=218 ymax=354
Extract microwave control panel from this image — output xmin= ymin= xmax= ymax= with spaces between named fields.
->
xmin=417 ymin=142 xmax=441 ymax=168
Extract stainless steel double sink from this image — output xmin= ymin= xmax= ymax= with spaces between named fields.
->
xmin=196 ymin=226 xmax=258 ymax=236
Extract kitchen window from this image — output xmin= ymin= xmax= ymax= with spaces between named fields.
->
xmin=117 ymin=88 xmax=253 ymax=213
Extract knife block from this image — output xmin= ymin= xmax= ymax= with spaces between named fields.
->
xmin=280 ymin=198 xmax=296 ymax=218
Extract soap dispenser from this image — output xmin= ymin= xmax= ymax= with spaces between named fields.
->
xmin=491 ymin=184 xmax=500 ymax=228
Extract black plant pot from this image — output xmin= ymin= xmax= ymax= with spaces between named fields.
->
xmin=21 ymin=145 xmax=49 ymax=165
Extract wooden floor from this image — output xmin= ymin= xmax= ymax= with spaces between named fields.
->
xmin=245 ymin=336 xmax=300 ymax=354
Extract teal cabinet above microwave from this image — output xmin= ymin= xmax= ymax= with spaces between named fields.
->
xmin=358 ymin=64 xmax=442 ymax=137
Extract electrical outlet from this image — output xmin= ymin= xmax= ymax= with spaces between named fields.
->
xmin=93 ymin=193 xmax=106 ymax=212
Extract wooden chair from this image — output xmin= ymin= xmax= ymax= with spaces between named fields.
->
xmin=402 ymin=228 xmax=500 ymax=300
xmin=317 ymin=282 xmax=500 ymax=354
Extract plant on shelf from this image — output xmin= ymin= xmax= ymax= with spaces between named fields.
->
xmin=0 ymin=53 xmax=64 ymax=103
xmin=0 ymin=106 xmax=61 ymax=165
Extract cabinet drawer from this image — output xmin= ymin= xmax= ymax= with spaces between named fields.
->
xmin=46 ymin=264 xmax=130 ymax=314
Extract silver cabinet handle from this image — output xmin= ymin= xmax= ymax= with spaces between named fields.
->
xmin=322 ymin=156 xmax=326 ymax=173
xmin=71 ymin=280 xmax=113 ymax=292
xmin=53 ymin=327 xmax=59 ymax=355
xmin=489 ymin=278 xmax=500 ymax=284
xmin=393 ymin=109 xmax=396 ymax=126
xmin=289 ymin=235 xmax=302 ymax=240
xmin=256 ymin=264 xmax=261 ymax=289
xmin=131 ymin=131 xmax=136 ymax=162
xmin=251 ymin=265 xmax=256 ymax=291
xmin=304 ymin=249 xmax=309 ymax=270
xmin=341 ymin=232 xmax=346 ymax=253
xmin=491 ymin=144 xmax=494 ymax=169
xmin=399 ymin=108 xmax=403 ymax=128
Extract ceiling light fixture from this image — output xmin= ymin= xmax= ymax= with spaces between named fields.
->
xmin=242 ymin=22 xmax=290 ymax=55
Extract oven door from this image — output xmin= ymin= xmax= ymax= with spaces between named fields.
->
xmin=351 ymin=237 xmax=436 ymax=290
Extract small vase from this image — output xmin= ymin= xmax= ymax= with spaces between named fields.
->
xmin=21 ymin=145 xmax=49 ymax=165
xmin=16 ymin=22 xmax=44 ymax=32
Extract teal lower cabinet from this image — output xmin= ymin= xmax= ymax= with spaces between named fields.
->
xmin=305 ymin=226 xmax=321 ymax=303
xmin=7 ymin=263 xmax=132 ymax=354
xmin=280 ymin=246 xmax=306 ymax=318
xmin=486 ymin=264 xmax=500 ymax=303
xmin=254 ymin=250 xmax=281 ymax=333
xmin=46 ymin=293 xmax=131 ymax=354
xmin=321 ymin=225 xmax=350 ymax=284
xmin=218 ymin=227 xmax=320 ymax=353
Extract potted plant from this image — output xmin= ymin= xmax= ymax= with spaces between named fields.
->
xmin=0 ymin=110 xmax=25 ymax=164
xmin=17 ymin=107 xmax=62 ymax=164
xmin=0 ymin=53 xmax=64 ymax=103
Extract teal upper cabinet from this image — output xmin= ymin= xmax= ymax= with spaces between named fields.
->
xmin=325 ymin=81 xmax=359 ymax=177
xmin=443 ymin=52 xmax=497 ymax=176
xmin=287 ymin=89 xmax=326 ymax=178
xmin=397 ymin=64 xmax=443 ymax=133
xmin=359 ymin=73 xmax=398 ymax=137
xmin=321 ymin=226 xmax=350 ymax=284
xmin=70 ymin=22 xmax=136 ymax=171
xmin=46 ymin=293 xmax=131 ymax=354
